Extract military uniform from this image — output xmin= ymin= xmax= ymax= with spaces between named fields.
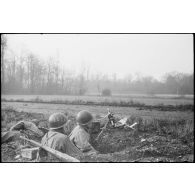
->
xmin=69 ymin=125 xmax=96 ymax=153
xmin=41 ymin=131 xmax=82 ymax=156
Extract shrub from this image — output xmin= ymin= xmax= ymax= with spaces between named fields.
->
xmin=101 ymin=88 xmax=112 ymax=96
xmin=34 ymin=96 xmax=42 ymax=102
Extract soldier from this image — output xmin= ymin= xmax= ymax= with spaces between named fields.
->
xmin=69 ymin=110 xmax=98 ymax=155
xmin=41 ymin=112 xmax=82 ymax=157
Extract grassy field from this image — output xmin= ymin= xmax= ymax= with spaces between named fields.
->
xmin=1 ymin=94 xmax=194 ymax=162
xmin=1 ymin=104 xmax=194 ymax=162
xmin=1 ymin=94 xmax=194 ymax=106
xmin=1 ymin=101 xmax=194 ymax=120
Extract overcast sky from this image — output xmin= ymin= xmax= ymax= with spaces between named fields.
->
xmin=6 ymin=34 xmax=193 ymax=80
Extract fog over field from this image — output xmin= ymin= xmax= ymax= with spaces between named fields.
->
xmin=1 ymin=34 xmax=194 ymax=96
xmin=1 ymin=94 xmax=194 ymax=106
xmin=5 ymin=34 xmax=193 ymax=79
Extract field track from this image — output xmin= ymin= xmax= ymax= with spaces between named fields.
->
xmin=2 ymin=94 xmax=193 ymax=106
xmin=2 ymin=101 xmax=194 ymax=120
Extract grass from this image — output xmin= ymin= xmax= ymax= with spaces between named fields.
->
xmin=94 ymin=116 xmax=194 ymax=158
xmin=130 ymin=117 xmax=194 ymax=142
xmin=1 ymin=94 xmax=194 ymax=106
xmin=2 ymin=101 xmax=194 ymax=122
xmin=1 ymin=97 xmax=194 ymax=111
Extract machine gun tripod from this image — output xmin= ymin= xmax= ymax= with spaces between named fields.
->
xmin=95 ymin=108 xmax=138 ymax=141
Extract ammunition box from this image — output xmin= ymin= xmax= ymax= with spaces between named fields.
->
xmin=21 ymin=147 xmax=39 ymax=160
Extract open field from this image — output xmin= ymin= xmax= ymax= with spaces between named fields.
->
xmin=1 ymin=94 xmax=194 ymax=106
xmin=1 ymin=102 xmax=194 ymax=120
xmin=1 ymin=100 xmax=194 ymax=162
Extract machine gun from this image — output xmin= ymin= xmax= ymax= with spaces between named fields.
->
xmin=95 ymin=108 xmax=138 ymax=141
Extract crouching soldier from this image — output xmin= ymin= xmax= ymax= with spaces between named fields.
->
xmin=69 ymin=110 xmax=98 ymax=155
xmin=41 ymin=113 xmax=82 ymax=158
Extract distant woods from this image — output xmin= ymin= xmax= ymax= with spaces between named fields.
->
xmin=1 ymin=35 xmax=194 ymax=95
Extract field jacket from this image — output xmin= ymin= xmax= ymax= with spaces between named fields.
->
xmin=41 ymin=131 xmax=82 ymax=156
xmin=69 ymin=125 xmax=96 ymax=153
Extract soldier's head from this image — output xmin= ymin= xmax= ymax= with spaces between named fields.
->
xmin=76 ymin=110 xmax=93 ymax=129
xmin=48 ymin=113 xmax=68 ymax=133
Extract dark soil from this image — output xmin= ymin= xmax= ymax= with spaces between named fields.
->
xmin=1 ymin=107 xmax=194 ymax=162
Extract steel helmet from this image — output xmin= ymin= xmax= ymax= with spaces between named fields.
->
xmin=76 ymin=110 xmax=93 ymax=125
xmin=49 ymin=113 xmax=67 ymax=130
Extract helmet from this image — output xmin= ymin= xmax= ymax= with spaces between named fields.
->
xmin=76 ymin=110 xmax=93 ymax=125
xmin=49 ymin=113 xmax=67 ymax=130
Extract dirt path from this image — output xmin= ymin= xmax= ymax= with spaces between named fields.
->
xmin=2 ymin=102 xmax=193 ymax=120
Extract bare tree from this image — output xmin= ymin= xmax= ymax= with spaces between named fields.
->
xmin=77 ymin=65 xmax=88 ymax=95
xmin=2 ymin=39 xmax=193 ymax=96
xmin=1 ymin=35 xmax=7 ymax=92
xmin=95 ymin=73 xmax=102 ymax=95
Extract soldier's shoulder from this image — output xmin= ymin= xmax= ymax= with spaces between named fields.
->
xmin=72 ymin=125 xmax=86 ymax=133
xmin=55 ymin=132 xmax=68 ymax=140
xmin=43 ymin=131 xmax=67 ymax=139
xmin=69 ymin=125 xmax=84 ymax=137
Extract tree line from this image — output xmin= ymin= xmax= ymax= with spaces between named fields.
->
xmin=1 ymin=35 xmax=194 ymax=95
